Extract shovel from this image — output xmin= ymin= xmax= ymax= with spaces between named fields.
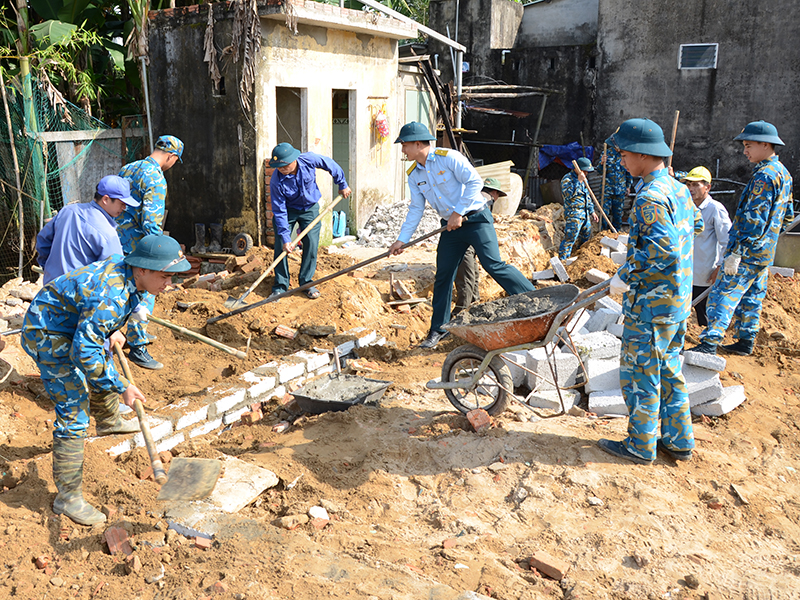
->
xmin=223 ymin=195 xmax=345 ymax=309
xmin=113 ymin=342 xmax=221 ymax=501
xmin=208 ymin=224 xmax=448 ymax=324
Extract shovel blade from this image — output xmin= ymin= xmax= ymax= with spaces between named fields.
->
xmin=157 ymin=457 xmax=221 ymax=502
xmin=223 ymin=295 xmax=249 ymax=310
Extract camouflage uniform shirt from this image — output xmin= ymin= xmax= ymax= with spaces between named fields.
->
xmin=118 ymin=156 xmax=166 ymax=254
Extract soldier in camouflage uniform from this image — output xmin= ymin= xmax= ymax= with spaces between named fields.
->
xmin=599 ymin=119 xmax=703 ymax=465
xmin=559 ymin=157 xmax=599 ymax=259
xmin=602 ymin=139 xmax=633 ymax=229
xmin=691 ymin=121 xmax=794 ymax=356
xmin=21 ymin=235 xmax=190 ymax=525
xmin=118 ymin=135 xmax=184 ymax=370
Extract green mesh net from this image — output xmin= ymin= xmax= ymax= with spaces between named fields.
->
xmin=0 ymin=72 xmax=147 ymax=284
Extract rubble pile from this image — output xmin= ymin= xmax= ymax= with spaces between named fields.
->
xmin=0 ymin=277 xmax=42 ymax=331
xmin=356 ymin=200 xmax=443 ymax=247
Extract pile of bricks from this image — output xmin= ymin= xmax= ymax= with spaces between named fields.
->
xmin=180 ymin=253 xmax=264 ymax=292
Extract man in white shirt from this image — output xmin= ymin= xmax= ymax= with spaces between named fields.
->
xmin=681 ymin=167 xmax=731 ymax=326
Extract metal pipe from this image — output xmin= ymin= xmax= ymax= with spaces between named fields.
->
xmin=140 ymin=56 xmax=154 ymax=152
xmin=455 ymin=50 xmax=463 ymax=129
xmin=358 ymin=0 xmax=465 ymax=51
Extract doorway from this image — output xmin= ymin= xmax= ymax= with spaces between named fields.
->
xmin=276 ymin=87 xmax=305 ymax=148
xmin=332 ymin=89 xmax=354 ymax=235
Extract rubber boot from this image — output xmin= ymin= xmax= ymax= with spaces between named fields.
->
xmin=190 ymin=223 xmax=207 ymax=254
xmin=208 ymin=223 xmax=223 ymax=253
xmin=128 ymin=345 xmax=163 ymax=370
xmin=91 ymin=389 xmax=140 ymax=436
xmin=52 ymin=437 xmax=106 ymax=526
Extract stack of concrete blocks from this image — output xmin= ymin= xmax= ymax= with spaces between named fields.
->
xmin=104 ymin=327 xmax=388 ymax=458
xmin=522 ymin=345 xmax=581 ymax=411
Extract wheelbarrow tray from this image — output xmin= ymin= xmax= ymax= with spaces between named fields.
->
xmin=443 ymin=284 xmax=580 ymax=351
xmin=292 ymin=374 xmax=392 ymax=414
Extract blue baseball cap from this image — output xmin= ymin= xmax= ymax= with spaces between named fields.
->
xmin=610 ymin=118 xmax=672 ymax=157
xmin=269 ymin=143 xmax=302 ymax=168
xmin=97 ymin=175 xmax=139 ymax=207
xmin=155 ymin=135 xmax=184 ymax=162
xmin=124 ymin=235 xmax=191 ymax=272
xmin=734 ymin=121 xmax=784 ymax=146
xmin=576 ymin=157 xmax=594 ymax=172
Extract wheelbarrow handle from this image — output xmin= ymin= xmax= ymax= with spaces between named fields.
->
xmin=541 ymin=279 xmax=611 ymax=346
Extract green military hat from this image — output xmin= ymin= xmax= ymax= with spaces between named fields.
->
xmin=734 ymin=120 xmax=784 ymax=146
xmin=576 ymin=157 xmax=594 ymax=171
xmin=610 ymin=118 xmax=672 ymax=157
xmin=124 ymin=234 xmax=191 ymax=272
xmin=269 ymin=142 xmax=302 ymax=168
xmin=394 ymin=122 xmax=436 ymax=143
xmin=482 ymin=177 xmax=507 ymax=197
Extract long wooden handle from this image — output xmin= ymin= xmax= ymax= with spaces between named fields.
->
xmin=147 ymin=315 xmax=247 ymax=359
xmin=113 ymin=342 xmax=167 ymax=485
xmin=666 ymin=110 xmax=680 ymax=168
xmin=208 ymin=224 xmax=449 ymax=324
xmin=600 ymin=142 xmax=608 ymax=212
xmin=238 ymin=195 xmax=345 ymax=303
xmin=572 ymin=160 xmax=617 ymax=234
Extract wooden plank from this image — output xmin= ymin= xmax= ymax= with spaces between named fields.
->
xmin=39 ymin=128 xmax=146 ymax=143
xmin=475 ymin=160 xmax=514 ymax=191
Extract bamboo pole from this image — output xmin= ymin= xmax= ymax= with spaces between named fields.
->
xmin=0 ymin=70 xmax=25 ymax=277
xmin=600 ymin=143 xmax=608 ymax=229
xmin=666 ymin=110 xmax=680 ymax=169
xmin=572 ymin=160 xmax=617 ymax=234
xmin=147 ymin=315 xmax=247 ymax=359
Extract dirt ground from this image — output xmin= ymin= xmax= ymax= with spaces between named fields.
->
xmin=0 ymin=213 xmax=799 ymax=600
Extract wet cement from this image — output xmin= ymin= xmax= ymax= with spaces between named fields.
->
xmin=451 ymin=285 xmax=579 ymax=326
xmin=294 ymin=374 xmax=391 ymax=403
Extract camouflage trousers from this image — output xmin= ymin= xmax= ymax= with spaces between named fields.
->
xmin=620 ymin=318 xmax=694 ymax=461
xmin=558 ymin=217 xmax=591 ymax=260
xmin=126 ymin=292 xmax=155 ymax=347
xmin=699 ymin=261 xmax=768 ymax=345
xmin=602 ymin=193 xmax=625 ymax=230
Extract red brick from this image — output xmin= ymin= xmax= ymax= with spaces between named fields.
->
xmin=442 ymin=539 xmax=457 ymax=549
xmin=467 ymin=409 xmax=492 ymax=432
xmin=241 ymin=410 xmax=263 ymax=425
xmin=124 ymin=554 xmax=142 ymax=574
xmin=529 ymin=550 xmax=569 ymax=580
xmin=211 ymin=581 xmax=228 ymax=594
xmin=158 ymin=450 xmax=173 ymax=465
xmin=310 ymin=518 xmax=329 ymax=530
xmin=274 ymin=324 xmax=297 ymax=339
xmin=195 ymin=536 xmax=212 ymax=550
xmin=138 ymin=465 xmax=154 ymax=481
xmin=225 ymin=255 xmax=248 ymax=272
xmin=35 ymin=555 xmax=49 ymax=570
xmin=240 ymin=257 xmax=264 ymax=274
xmin=104 ymin=526 xmax=133 ymax=556
xmin=250 ymin=402 xmax=262 ymax=412
xmin=101 ymin=505 xmax=118 ymax=521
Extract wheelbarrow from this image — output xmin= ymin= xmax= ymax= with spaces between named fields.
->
xmin=427 ymin=280 xmax=611 ymax=417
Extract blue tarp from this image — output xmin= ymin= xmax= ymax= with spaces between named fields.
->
xmin=539 ymin=142 xmax=595 ymax=170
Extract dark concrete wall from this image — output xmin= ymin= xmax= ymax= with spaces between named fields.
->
xmin=596 ymin=0 xmax=800 ymax=183
xmin=148 ymin=5 xmax=258 ymax=249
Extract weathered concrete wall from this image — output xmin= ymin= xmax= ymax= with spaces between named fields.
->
xmin=518 ymin=0 xmax=598 ymax=47
xmin=596 ymin=0 xmax=800 ymax=183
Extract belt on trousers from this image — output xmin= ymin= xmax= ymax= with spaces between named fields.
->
xmin=440 ymin=205 xmax=486 ymax=225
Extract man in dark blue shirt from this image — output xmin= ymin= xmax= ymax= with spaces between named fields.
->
xmin=268 ymin=143 xmax=351 ymax=299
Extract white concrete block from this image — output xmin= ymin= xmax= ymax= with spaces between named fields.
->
xmin=683 ymin=365 xmax=724 ymax=406
xmin=532 ymin=269 xmax=554 ymax=280
xmin=253 ymin=361 xmax=278 ymax=377
xmin=374 ymin=336 xmax=387 ymax=346
xmin=501 ymin=351 xmax=529 ymax=387
xmin=134 ymin=418 xmax=172 ymax=447
xmin=606 ymin=322 xmax=624 ymax=338
xmin=527 ymin=389 xmax=581 ymax=411
xmin=290 ymin=350 xmax=329 ymax=372
xmin=584 ymin=358 xmax=620 ymax=394
xmin=550 ymin=256 xmax=570 ymax=282
xmin=566 ymin=309 xmax=592 ymax=332
xmin=691 ymin=385 xmax=746 ymax=417
xmin=276 ymin=361 xmax=305 ymax=384
xmin=525 ymin=350 xmax=579 ymax=390
xmin=563 ymin=257 xmax=578 ymax=266
xmin=270 ymin=385 xmax=286 ymax=400
xmin=585 ymin=308 xmax=620 ymax=333
xmin=611 ymin=251 xmax=626 ymax=265
xmin=190 ymin=417 xmax=223 ymax=438
xmin=214 ymin=389 xmax=247 ymax=415
xmin=175 ymin=405 xmax=209 ymax=431
xmin=156 ymin=432 xmax=185 ymax=453
xmin=584 ymin=268 xmax=610 ymax=284
xmin=247 ymin=376 xmax=276 ymax=401
xmin=106 ymin=438 xmax=133 ymax=457
xmin=223 ymin=405 xmax=250 ymax=425
xmin=617 ymin=234 xmax=629 ymax=246
xmin=315 ymin=364 xmax=335 ymax=376
xmin=769 ymin=266 xmax=795 ymax=278
xmin=600 ymin=236 xmax=626 ymax=253
xmin=574 ymin=331 xmax=622 ymax=360
xmin=589 ymin=389 xmax=627 ymax=416
xmin=595 ymin=295 xmax=623 ymax=314
xmin=600 ymin=246 xmax=610 ymax=257
xmin=336 ymin=340 xmax=357 ymax=356
xmin=356 ymin=330 xmax=378 ymax=348
xmin=684 ymin=351 xmax=726 ymax=372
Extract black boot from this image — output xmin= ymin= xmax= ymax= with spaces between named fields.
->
xmin=190 ymin=223 xmax=207 ymax=254
xmin=721 ymin=338 xmax=754 ymax=356
xmin=208 ymin=223 xmax=223 ymax=253
xmin=687 ymin=341 xmax=717 ymax=355
xmin=128 ymin=345 xmax=163 ymax=370
xmin=52 ymin=437 xmax=106 ymax=526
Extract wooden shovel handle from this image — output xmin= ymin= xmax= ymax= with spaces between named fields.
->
xmin=572 ymin=160 xmax=617 ymax=234
xmin=113 ymin=342 xmax=168 ymax=485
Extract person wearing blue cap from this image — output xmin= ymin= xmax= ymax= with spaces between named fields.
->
xmin=598 ymin=118 xmax=703 ymax=466
xmin=268 ymin=142 xmax=351 ymax=300
xmin=690 ymin=121 xmax=794 ymax=357
xmin=21 ymin=234 xmax=190 ymax=525
xmin=389 ymin=122 xmax=535 ymax=349
xmin=559 ymin=157 xmax=599 ymax=260
xmin=37 ymin=175 xmax=140 ymax=285
xmin=118 ymin=134 xmax=184 ymax=369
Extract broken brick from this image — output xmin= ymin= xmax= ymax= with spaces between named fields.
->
xmin=443 ymin=539 xmax=457 ymax=549
xmin=181 ymin=275 xmax=199 ymax=288
xmin=211 ymin=581 xmax=228 ymax=595
xmin=240 ymin=257 xmax=264 ymax=274
xmin=274 ymin=324 xmax=297 ymax=339
xmin=392 ymin=279 xmax=414 ymax=300
xmin=529 ymin=550 xmax=569 ymax=580
xmin=194 ymin=536 xmax=212 ymax=550
xmin=241 ymin=410 xmax=263 ymax=425
xmin=250 ymin=402 xmax=262 ymax=412
xmin=158 ymin=450 xmax=173 ymax=465
xmin=124 ymin=554 xmax=142 ymax=574
xmin=225 ymin=255 xmax=248 ymax=272
xmin=35 ymin=555 xmax=49 ymax=570
xmin=310 ymin=518 xmax=329 ymax=530
xmin=394 ymin=303 xmax=411 ymax=314
xmin=104 ymin=526 xmax=133 ymax=556
xmin=101 ymin=505 xmax=118 ymax=522
xmin=467 ymin=408 xmax=492 ymax=432
xmin=138 ymin=465 xmax=155 ymax=481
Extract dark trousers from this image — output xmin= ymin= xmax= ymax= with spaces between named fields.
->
xmin=272 ymin=202 xmax=320 ymax=293
xmin=453 ymin=246 xmax=480 ymax=315
xmin=692 ymin=285 xmax=709 ymax=327
xmin=431 ymin=206 xmax=534 ymax=333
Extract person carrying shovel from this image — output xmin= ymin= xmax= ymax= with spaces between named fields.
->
xmin=268 ymin=142 xmax=352 ymax=300
xmin=559 ymin=157 xmax=599 ymax=259
xmin=599 ymin=118 xmax=703 ymax=465
xmin=21 ymin=234 xmax=190 ymax=525
xmin=389 ymin=122 xmax=535 ymax=349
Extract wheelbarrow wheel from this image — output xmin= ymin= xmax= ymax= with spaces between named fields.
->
xmin=442 ymin=344 xmax=512 ymax=416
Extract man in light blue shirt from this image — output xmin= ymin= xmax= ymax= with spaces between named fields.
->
xmin=269 ymin=143 xmax=351 ymax=299
xmin=37 ymin=175 xmax=139 ymax=285
xmin=389 ymin=122 xmax=534 ymax=349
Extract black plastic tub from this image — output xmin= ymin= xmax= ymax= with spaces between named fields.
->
xmin=292 ymin=374 xmax=392 ymax=414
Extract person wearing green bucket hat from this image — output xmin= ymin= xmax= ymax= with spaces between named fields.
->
xmin=20 ymin=234 xmax=189 ymax=525
xmin=268 ymin=142 xmax=351 ymax=301
xmin=597 ymin=118 xmax=703 ymax=466
xmin=558 ymin=156 xmax=599 ymax=260
xmin=690 ymin=120 xmax=793 ymax=357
